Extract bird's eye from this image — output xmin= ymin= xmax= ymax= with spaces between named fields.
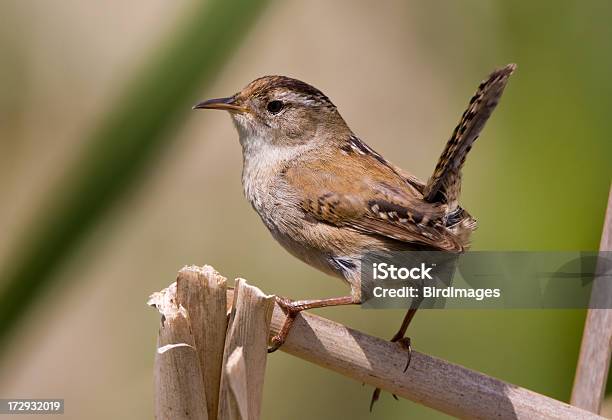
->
xmin=266 ymin=100 xmax=284 ymax=114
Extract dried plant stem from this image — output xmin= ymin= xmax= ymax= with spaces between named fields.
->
xmin=218 ymin=279 xmax=274 ymax=420
xmin=225 ymin=347 xmax=249 ymax=420
xmin=150 ymin=282 xmax=208 ymax=420
xmin=150 ymin=265 xmax=228 ymax=420
xmin=176 ymin=266 xmax=228 ymax=419
xmin=572 ymin=186 xmax=612 ymax=413
xmin=150 ymin=272 xmax=273 ymax=420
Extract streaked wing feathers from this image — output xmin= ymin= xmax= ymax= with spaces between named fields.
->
xmin=285 ymin=151 xmax=465 ymax=251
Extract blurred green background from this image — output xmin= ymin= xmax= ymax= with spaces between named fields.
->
xmin=0 ymin=1 xmax=611 ymax=419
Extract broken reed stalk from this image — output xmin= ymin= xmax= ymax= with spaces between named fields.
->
xmin=150 ymin=281 xmax=209 ymax=420
xmin=225 ymin=347 xmax=249 ymax=420
xmin=175 ymin=266 xmax=228 ymax=419
xmin=218 ymin=279 xmax=275 ymax=420
xmin=220 ymin=286 xmax=604 ymax=420
xmin=571 ymin=186 xmax=612 ymax=413
xmin=150 ymin=267 xmax=273 ymax=420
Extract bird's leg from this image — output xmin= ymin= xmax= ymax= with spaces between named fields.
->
xmin=390 ymin=306 xmax=419 ymax=369
xmin=268 ymin=295 xmax=358 ymax=353
xmin=370 ymin=298 xmax=422 ymax=411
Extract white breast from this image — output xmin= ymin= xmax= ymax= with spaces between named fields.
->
xmin=238 ymin=129 xmax=310 ymax=227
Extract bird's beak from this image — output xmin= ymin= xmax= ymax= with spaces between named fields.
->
xmin=192 ymin=96 xmax=247 ymax=113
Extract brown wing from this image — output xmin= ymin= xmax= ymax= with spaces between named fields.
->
xmin=284 ymin=142 xmax=466 ymax=251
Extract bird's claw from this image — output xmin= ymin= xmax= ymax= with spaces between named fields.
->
xmin=370 ymin=336 xmax=412 ymax=410
xmin=369 ymin=388 xmax=381 ymax=412
xmin=396 ymin=336 xmax=412 ymax=372
xmin=267 ymin=335 xmax=284 ymax=353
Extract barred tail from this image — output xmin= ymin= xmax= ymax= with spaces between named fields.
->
xmin=423 ymin=64 xmax=516 ymax=209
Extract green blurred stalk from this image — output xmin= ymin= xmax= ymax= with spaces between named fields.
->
xmin=0 ymin=0 xmax=269 ymax=349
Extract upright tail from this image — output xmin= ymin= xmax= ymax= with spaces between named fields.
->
xmin=423 ymin=64 xmax=516 ymax=210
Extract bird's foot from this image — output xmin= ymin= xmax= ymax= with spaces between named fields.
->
xmin=267 ymin=294 xmax=356 ymax=353
xmin=267 ymin=296 xmax=299 ymax=353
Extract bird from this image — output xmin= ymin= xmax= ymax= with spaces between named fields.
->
xmin=193 ymin=64 xmax=515 ymax=408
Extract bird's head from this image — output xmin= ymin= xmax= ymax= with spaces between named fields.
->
xmin=193 ymin=76 xmax=348 ymax=151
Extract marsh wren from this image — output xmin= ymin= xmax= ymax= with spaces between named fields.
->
xmin=194 ymin=64 xmax=515 ymax=406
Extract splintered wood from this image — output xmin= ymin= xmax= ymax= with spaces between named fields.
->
xmin=149 ymin=266 xmax=272 ymax=420
xmin=218 ymin=279 xmax=274 ymax=420
xmin=151 ymin=283 xmax=208 ymax=420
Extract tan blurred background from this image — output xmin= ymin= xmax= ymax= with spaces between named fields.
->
xmin=1 ymin=1 xmax=611 ymax=419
